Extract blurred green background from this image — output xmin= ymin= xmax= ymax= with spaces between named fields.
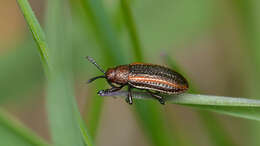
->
xmin=2 ymin=0 xmax=260 ymax=145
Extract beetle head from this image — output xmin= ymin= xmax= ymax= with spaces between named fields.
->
xmin=106 ymin=66 xmax=129 ymax=85
xmin=86 ymin=56 xmax=129 ymax=85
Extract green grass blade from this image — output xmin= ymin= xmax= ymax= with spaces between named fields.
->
xmin=80 ymin=0 xmax=128 ymax=139
xmin=134 ymin=102 xmax=175 ymax=146
xmin=198 ymin=111 xmax=236 ymax=146
xmin=102 ymin=91 xmax=260 ymax=121
xmin=86 ymin=83 xmax=104 ymax=137
xmin=16 ymin=0 xmax=49 ymax=70
xmin=120 ymin=0 xmax=143 ymax=61
xmin=69 ymin=0 xmax=107 ymax=138
xmin=45 ymin=0 xmax=92 ymax=145
xmin=46 ymin=76 xmax=85 ymax=146
xmin=17 ymin=0 xmax=93 ymax=145
xmin=164 ymin=55 xmax=236 ymax=146
xmin=76 ymin=108 xmax=94 ymax=146
xmin=171 ymin=94 xmax=260 ymax=121
xmin=0 ymin=109 xmax=49 ymax=146
xmin=80 ymin=0 xmax=128 ymax=63
xmin=231 ymin=1 xmax=260 ymax=145
xmin=120 ymin=2 xmax=175 ymax=145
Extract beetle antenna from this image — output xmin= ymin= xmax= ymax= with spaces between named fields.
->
xmin=87 ymin=75 xmax=106 ymax=84
xmin=86 ymin=56 xmax=106 ymax=74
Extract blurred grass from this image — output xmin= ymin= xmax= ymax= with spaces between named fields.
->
xmin=45 ymin=0 xmax=90 ymax=145
xmin=120 ymin=1 xmax=176 ymax=145
xmin=0 ymin=40 xmax=44 ymax=104
xmin=79 ymin=0 xmax=128 ymax=138
xmin=17 ymin=0 xmax=93 ymax=145
xmin=231 ymin=0 xmax=260 ymax=95
xmin=130 ymin=0 xmax=215 ymax=57
xmin=231 ymin=0 xmax=260 ymax=146
xmin=5 ymin=0 xmax=260 ymax=146
xmin=0 ymin=109 xmax=48 ymax=146
xmin=120 ymin=0 xmax=142 ymax=61
xmin=165 ymin=56 xmax=236 ymax=146
xmin=68 ymin=0 xmax=107 ymax=138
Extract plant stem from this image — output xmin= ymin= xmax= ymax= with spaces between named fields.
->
xmin=101 ymin=91 xmax=260 ymax=121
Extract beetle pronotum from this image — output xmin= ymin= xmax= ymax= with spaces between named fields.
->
xmin=86 ymin=56 xmax=189 ymax=104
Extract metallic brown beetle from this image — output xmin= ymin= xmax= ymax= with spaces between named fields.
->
xmin=86 ymin=56 xmax=189 ymax=104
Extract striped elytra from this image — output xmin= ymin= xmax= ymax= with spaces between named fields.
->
xmin=87 ymin=56 xmax=189 ymax=105
xmin=128 ymin=63 xmax=189 ymax=94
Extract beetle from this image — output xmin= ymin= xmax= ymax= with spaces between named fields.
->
xmin=86 ymin=56 xmax=189 ymax=104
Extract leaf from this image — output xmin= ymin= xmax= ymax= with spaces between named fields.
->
xmin=100 ymin=91 xmax=260 ymax=121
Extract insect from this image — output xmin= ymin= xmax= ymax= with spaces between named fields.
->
xmin=86 ymin=56 xmax=189 ymax=105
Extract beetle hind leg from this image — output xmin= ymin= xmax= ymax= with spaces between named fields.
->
xmin=146 ymin=90 xmax=165 ymax=105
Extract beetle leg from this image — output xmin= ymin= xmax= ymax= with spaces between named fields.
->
xmin=97 ymin=85 xmax=124 ymax=96
xmin=146 ymin=90 xmax=165 ymax=105
xmin=125 ymin=85 xmax=133 ymax=105
xmin=108 ymin=81 xmax=118 ymax=88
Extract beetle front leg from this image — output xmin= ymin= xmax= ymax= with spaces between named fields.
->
xmin=97 ymin=85 xmax=124 ymax=96
xmin=125 ymin=85 xmax=133 ymax=105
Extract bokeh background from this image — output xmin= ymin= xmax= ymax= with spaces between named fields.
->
xmin=2 ymin=0 xmax=260 ymax=146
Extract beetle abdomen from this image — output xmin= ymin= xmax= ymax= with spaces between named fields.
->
xmin=128 ymin=64 xmax=188 ymax=94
